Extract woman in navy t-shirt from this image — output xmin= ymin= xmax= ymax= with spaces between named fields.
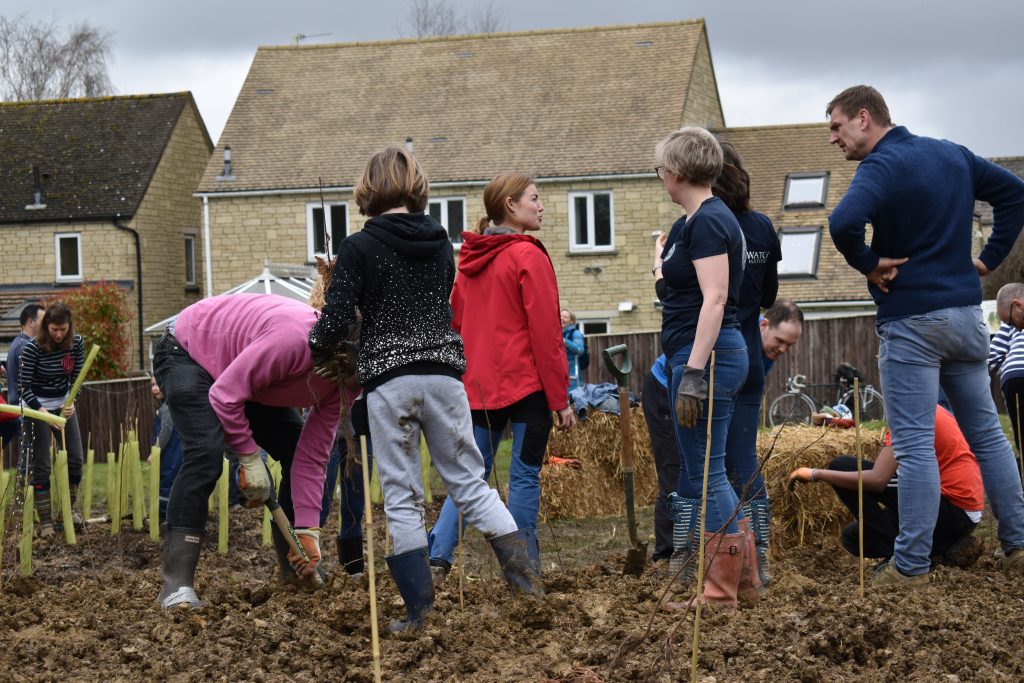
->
xmin=715 ymin=140 xmax=781 ymax=587
xmin=653 ymin=127 xmax=752 ymax=607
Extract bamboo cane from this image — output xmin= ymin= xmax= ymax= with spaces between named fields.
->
xmin=360 ymin=435 xmax=382 ymax=683
xmin=458 ymin=510 xmax=464 ymax=610
xmin=855 ymin=378 xmax=864 ymax=599
xmin=57 ymin=449 xmax=76 ymax=544
xmin=19 ymin=484 xmax=33 ymax=575
xmin=218 ymin=458 xmax=229 ymax=554
xmin=83 ymin=445 xmax=94 ymax=520
xmin=690 ymin=351 xmax=715 ymax=683
xmin=0 ymin=404 xmax=66 ymax=428
xmin=63 ymin=344 xmax=100 ymax=409
xmin=149 ymin=445 xmax=161 ymax=542
xmin=129 ymin=432 xmax=144 ymax=531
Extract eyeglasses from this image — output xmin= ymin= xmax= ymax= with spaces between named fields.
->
xmin=655 ymin=166 xmax=666 ymax=179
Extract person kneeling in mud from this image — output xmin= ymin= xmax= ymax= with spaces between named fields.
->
xmin=789 ymin=404 xmax=984 ymax=569
xmin=153 ymin=294 xmax=342 ymax=609
xmin=309 ymin=145 xmax=539 ymax=633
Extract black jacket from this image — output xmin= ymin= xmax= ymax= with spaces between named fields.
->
xmin=308 ymin=212 xmax=465 ymax=391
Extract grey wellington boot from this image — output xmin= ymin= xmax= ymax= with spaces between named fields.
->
xmin=668 ymin=494 xmax=701 ymax=585
xmin=158 ymin=530 xmax=204 ymax=608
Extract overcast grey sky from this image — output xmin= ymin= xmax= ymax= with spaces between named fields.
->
xmin=9 ymin=1 xmax=1023 ymax=156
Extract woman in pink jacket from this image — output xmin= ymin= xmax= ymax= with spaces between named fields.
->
xmin=427 ymin=173 xmax=575 ymax=581
xmin=152 ymin=294 xmax=341 ymax=609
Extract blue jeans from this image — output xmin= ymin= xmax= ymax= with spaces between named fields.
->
xmin=668 ymin=328 xmax=748 ymax=534
xmin=319 ymin=435 xmax=372 ymax=539
xmin=428 ymin=391 xmax=551 ymax=565
xmin=878 ymin=305 xmax=1024 ymax=575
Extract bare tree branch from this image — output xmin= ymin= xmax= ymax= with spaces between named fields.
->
xmin=0 ymin=14 xmax=113 ymax=101
xmin=403 ymin=0 xmax=463 ymax=38
xmin=468 ymin=0 xmax=507 ymax=34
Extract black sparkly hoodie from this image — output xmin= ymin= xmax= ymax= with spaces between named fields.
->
xmin=308 ymin=212 xmax=465 ymax=392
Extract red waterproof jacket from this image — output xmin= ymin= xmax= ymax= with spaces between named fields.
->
xmin=452 ymin=231 xmax=569 ymax=412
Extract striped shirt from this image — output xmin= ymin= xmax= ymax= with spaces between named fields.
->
xmin=19 ymin=334 xmax=84 ymax=411
xmin=988 ymin=322 xmax=1024 ymax=388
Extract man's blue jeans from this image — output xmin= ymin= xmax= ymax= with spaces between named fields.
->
xmin=319 ymin=434 xmax=372 ymax=539
xmin=669 ymin=328 xmax=748 ymax=534
xmin=878 ymin=305 xmax=1024 ymax=575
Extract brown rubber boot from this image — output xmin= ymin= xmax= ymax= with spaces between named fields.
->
xmin=699 ymin=531 xmax=745 ymax=610
xmin=737 ymin=518 xmax=763 ymax=605
xmin=34 ymin=486 xmax=55 ymax=538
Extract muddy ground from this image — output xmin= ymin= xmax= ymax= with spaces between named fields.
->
xmin=1 ymin=502 xmax=1023 ymax=682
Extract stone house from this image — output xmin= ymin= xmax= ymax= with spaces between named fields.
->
xmin=197 ymin=20 xmax=726 ymax=335
xmin=0 ymin=93 xmax=213 ymax=370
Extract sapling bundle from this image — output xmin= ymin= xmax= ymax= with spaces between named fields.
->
xmin=149 ymin=446 xmax=161 ymax=542
xmin=217 ymin=458 xmax=229 ymax=554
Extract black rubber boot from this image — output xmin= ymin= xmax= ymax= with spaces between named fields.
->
xmin=337 ymin=536 xmax=365 ymax=576
xmin=271 ymin=524 xmax=298 ymax=582
xmin=489 ymin=528 xmax=543 ymax=598
xmin=385 ymin=547 xmax=434 ymax=632
xmin=158 ymin=530 xmax=204 ymax=608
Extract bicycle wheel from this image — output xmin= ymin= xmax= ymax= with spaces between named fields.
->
xmin=768 ymin=393 xmax=816 ymax=427
xmin=840 ymin=386 xmax=886 ymax=423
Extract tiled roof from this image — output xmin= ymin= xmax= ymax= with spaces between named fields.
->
xmin=0 ymin=93 xmax=197 ymax=224
xmin=198 ymin=21 xmax=716 ymax=193
xmin=714 ymin=123 xmax=868 ymax=303
xmin=976 ymin=156 xmax=1024 ymax=226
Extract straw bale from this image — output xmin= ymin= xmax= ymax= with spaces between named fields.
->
xmin=759 ymin=425 xmax=885 ymax=550
xmin=541 ymin=408 xmax=659 ymax=520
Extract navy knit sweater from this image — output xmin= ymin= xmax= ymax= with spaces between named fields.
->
xmin=829 ymin=126 xmax=1024 ymax=322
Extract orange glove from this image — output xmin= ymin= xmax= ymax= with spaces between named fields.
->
xmin=789 ymin=467 xmax=815 ymax=484
xmin=287 ymin=528 xmax=322 ymax=578
xmin=548 ymin=456 xmax=583 ymax=470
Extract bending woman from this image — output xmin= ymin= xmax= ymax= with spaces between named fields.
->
xmin=428 ymin=173 xmax=575 ymax=582
xmin=18 ymin=301 xmax=85 ymax=538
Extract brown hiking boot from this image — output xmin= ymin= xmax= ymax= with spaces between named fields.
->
xmin=37 ymin=523 xmax=55 ymax=539
xmin=872 ymin=560 xmax=930 ymax=588
xmin=941 ymin=535 xmax=983 ymax=568
xmin=999 ymin=548 xmax=1024 ymax=574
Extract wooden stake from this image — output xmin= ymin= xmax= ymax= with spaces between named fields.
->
xmin=149 ymin=446 xmax=161 ymax=542
xmin=458 ymin=510 xmax=464 ymax=610
xmin=855 ymin=378 xmax=864 ymax=599
xmin=360 ymin=435 xmax=382 ymax=683
xmin=690 ymin=351 xmax=715 ymax=683
xmin=218 ymin=458 xmax=229 ymax=554
xmin=19 ymin=485 xmax=33 ymax=575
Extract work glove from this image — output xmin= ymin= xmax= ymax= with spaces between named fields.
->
xmin=312 ymin=342 xmax=359 ymax=383
xmin=287 ymin=527 xmax=322 ymax=578
xmin=674 ymin=366 xmax=708 ymax=429
xmin=548 ymin=456 xmax=583 ymax=470
xmin=236 ymin=452 xmax=272 ymax=508
xmin=787 ymin=467 xmax=815 ymax=491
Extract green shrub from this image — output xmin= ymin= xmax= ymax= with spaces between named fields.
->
xmin=47 ymin=281 xmax=133 ymax=379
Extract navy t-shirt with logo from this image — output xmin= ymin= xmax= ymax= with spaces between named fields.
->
xmin=736 ymin=210 xmax=782 ymax=373
xmin=659 ymin=196 xmax=745 ymax=358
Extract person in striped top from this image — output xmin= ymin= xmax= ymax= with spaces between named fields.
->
xmin=18 ymin=301 xmax=85 ymax=538
xmin=989 ymin=320 xmax=1024 ymax=451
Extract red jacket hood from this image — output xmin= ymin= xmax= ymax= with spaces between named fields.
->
xmin=457 ymin=232 xmax=550 ymax=277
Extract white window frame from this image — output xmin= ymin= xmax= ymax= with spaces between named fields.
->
xmin=55 ymin=232 xmax=82 ymax=282
xmin=568 ymin=191 xmax=615 ymax=253
xmin=578 ymin=318 xmax=610 ymax=335
xmin=428 ymin=197 xmax=467 ymax=249
xmin=184 ymin=234 xmax=196 ymax=286
xmin=306 ymin=201 xmax=349 ymax=261
xmin=783 ymin=172 xmax=829 ymax=209
xmin=777 ymin=227 xmax=821 ymax=277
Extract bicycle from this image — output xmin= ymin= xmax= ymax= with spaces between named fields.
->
xmin=767 ymin=366 xmax=885 ymax=427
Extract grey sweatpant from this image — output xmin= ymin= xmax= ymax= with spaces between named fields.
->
xmin=368 ymin=374 xmax=517 ymax=555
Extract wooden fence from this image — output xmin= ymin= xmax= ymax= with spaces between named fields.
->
xmin=3 ymin=376 xmax=156 ymax=469
xmin=581 ymin=314 xmax=1009 ymax=418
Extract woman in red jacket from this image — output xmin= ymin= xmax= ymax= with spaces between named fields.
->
xmin=427 ymin=173 xmax=575 ymax=581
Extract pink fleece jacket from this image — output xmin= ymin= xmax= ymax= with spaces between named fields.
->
xmin=173 ymin=294 xmax=341 ymax=528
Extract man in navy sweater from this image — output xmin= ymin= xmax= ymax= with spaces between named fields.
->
xmin=827 ymin=85 xmax=1024 ymax=586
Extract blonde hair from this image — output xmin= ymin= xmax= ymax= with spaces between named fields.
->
xmin=655 ymin=127 xmax=723 ymax=187
xmin=354 ymin=146 xmax=429 ymax=217
xmin=475 ymin=173 xmax=534 ymax=233
xmin=308 ymin=256 xmax=334 ymax=311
